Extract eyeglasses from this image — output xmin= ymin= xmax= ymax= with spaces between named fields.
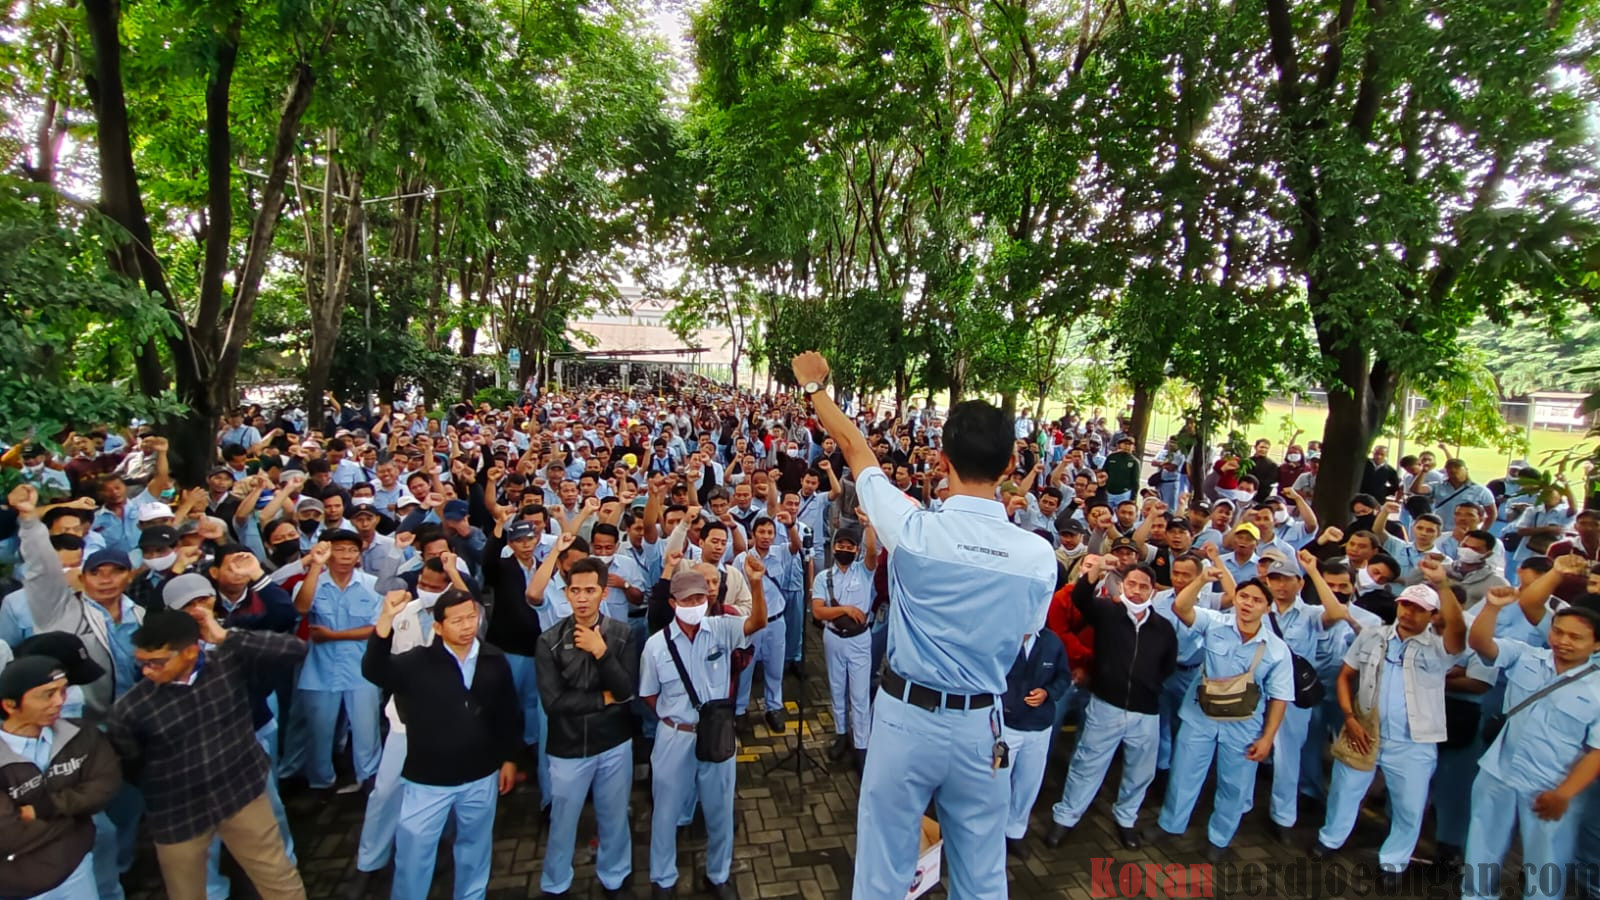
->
xmin=137 ymin=655 xmax=178 ymax=671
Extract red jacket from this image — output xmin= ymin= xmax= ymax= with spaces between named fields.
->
xmin=1045 ymin=585 xmax=1094 ymax=674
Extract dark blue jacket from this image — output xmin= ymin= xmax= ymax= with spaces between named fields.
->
xmin=1002 ymin=630 xmax=1073 ymax=731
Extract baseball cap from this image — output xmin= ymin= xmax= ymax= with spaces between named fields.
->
xmin=442 ymin=500 xmax=470 ymax=521
xmin=395 ymin=492 xmax=421 ymax=510
xmin=19 ymin=442 xmax=46 ymax=458
xmin=14 ymin=633 xmax=106 ymax=686
xmin=1109 ymin=536 xmax=1139 ymax=554
xmin=295 ymin=496 xmax=325 ymax=515
xmin=138 ymin=525 xmax=179 ymax=551
xmin=208 ymin=465 xmax=232 ymax=479
xmin=0 ymin=657 xmax=68 ymax=710
xmin=833 ymin=526 xmax=864 ymax=546
xmin=83 ymin=548 xmax=132 ymax=572
xmin=1263 ymin=556 xmax=1300 ymax=578
xmin=1396 ymin=584 xmax=1440 ymax=612
xmin=137 ymin=502 xmax=175 ymax=523
xmin=1232 ymin=523 xmax=1260 ymax=539
xmin=162 ymin=573 xmax=215 ymax=610
xmin=669 ymin=570 xmax=710 ymax=601
xmin=322 ymin=528 xmax=362 ymax=547
xmin=350 ymin=498 xmax=380 ymax=517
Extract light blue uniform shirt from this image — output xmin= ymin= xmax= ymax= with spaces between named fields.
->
xmin=1267 ymin=599 xmax=1326 ymax=659
xmin=1177 ymin=607 xmax=1296 ymax=729
xmin=735 ymin=545 xmax=793 ymax=617
xmin=1476 ymin=638 xmax=1600 ymax=794
xmin=1430 ymin=480 xmax=1495 ymax=521
xmin=1221 ymin=552 xmax=1260 ymax=587
xmin=623 ymin=539 xmax=664 ymax=587
xmin=794 ymin=492 xmax=829 ymax=559
xmin=452 ymin=639 xmax=481 ymax=688
xmin=299 ymin=569 xmax=381 ymax=691
xmin=0 ymin=588 xmax=37 ymax=648
xmin=532 ymin=575 xmax=573 ymax=631
xmin=1376 ymin=634 xmax=1416 ymax=743
xmin=91 ymin=491 xmax=156 ymax=556
xmin=812 ymin=561 xmax=874 ymax=613
xmin=1153 ymin=587 xmax=1219 ymax=666
xmin=855 ymin=466 xmax=1056 ymax=696
xmin=597 ymin=554 xmax=648 ymax=621
xmin=0 ymin=725 xmax=55 ymax=770
xmin=640 ymin=616 xmax=751 ymax=725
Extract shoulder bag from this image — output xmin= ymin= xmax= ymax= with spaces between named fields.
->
xmin=1267 ymin=612 xmax=1325 ymax=709
xmin=1196 ymin=642 xmax=1266 ymax=721
xmin=664 ymin=631 xmax=739 ymax=763
xmin=822 ymin=569 xmax=868 ymax=638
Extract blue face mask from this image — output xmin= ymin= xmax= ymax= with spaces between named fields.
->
xmin=160 ymin=488 xmax=177 ymax=501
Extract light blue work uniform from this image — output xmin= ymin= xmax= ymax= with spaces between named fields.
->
xmin=0 ymin=726 xmax=98 ymax=900
xmin=90 ymin=492 xmax=155 ymax=556
xmin=596 ymin=553 xmax=648 ymax=622
xmin=1430 ymin=648 xmax=1497 ymax=851
xmin=1157 ymin=607 xmax=1294 ymax=849
xmin=1221 ymin=551 xmax=1259 ymax=587
xmin=1316 ymin=627 xmax=1447 ymax=872
xmin=392 ymin=642 xmax=499 ymax=900
xmin=1266 ymin=599 xmax=1328 ymax=828
xmin=1508 ymin=505 xmax=1575 ymax=583
xmin=851 ymin=467 xmax=1056 ymax=900
xmin=283 ymin=569 xmax=383 ymax=788
xmin=623 ymin=539 xmax=665 ymax=590
xmin=0 ymin=586 xmax=37 ymax=648
xmin=815 ymin=560 xmax=874 ymax=748
xmin=1153 ymin=587 xmax=1217 ymax=772
xmin=1430 ymin=480 xmax=1495 ymax=524
xmin=640 ymin=615 xmax=752 ymax=890
xmin=782 ymin=522 xmax=812 ymax=664
xmin=1461 ymin=639 xmax=1600 ymax=900
xmin=732 ymin=544 xmax=792 ymax=717
xmin=527 ymin=572 xmax=573 ymax=807
xmin=356 ymin=601 xmax=436 ymax=875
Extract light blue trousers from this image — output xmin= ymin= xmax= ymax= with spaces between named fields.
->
xmin=735 ymin=617 xmax=785 ymax=715
xmin=91 ymin=781 xmax=142 ymax=900
xmin=294 ymin=685 xmax=383 ymax=788
xmin=783 ymin=590 xmax=803 ymax=663
xmin=649 ymin=727 xmax=735 ymax=889
xmin=1004 ymin=725 xmax=1052 ymax=840
xmin=1318 ymin=738 xmax=1436 ymax=872
xmin=823 ymin=629 xmax=872 ymax=748
xmin=1298 ymin=693 xmax=1341 ymax=802
xmin=853 ymin=693 xmax=1008 ymax=900
xmin=356 ymin=730 xmax=408 ymax=872
xmin=503 ymin=652 xmax=542 ymax=747
xmin=542 ymin=742 xmax=633 ymax=894
xmin=1156 ymin=667 xmax=1196 ymax=771
xmin=1462 ymin=768 xmax=1592 ymax=900
xmin=1269 ymin=702 xmax=1314 ymax=826
xmin=1053 ymin=696 xmax=1159 ymax=829
xmin=1158 ymin=718 xmax=1262 ymax=848
xmin=391 ymin=773 xmax=499 ymax=900
xmin=35 ymin=851 xmax=97 ymax=900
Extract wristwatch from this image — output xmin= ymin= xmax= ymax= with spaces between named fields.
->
xmin=802 ymin=374 xmax=830 ymax=396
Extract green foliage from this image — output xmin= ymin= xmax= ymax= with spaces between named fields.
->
xmin=472 ymin=387 xmax=520 ymax=410
xmin=0 ymin=176 xmax=185 ymax=436
xmin=1395 ymin=350 xmax=1532 ymax=458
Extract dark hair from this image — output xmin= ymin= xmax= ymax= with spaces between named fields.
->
xmin=406 ymin=471 xmax=430 ymax=488
xmin=752 ymin=516 xmax=776 ymax=534
xmin=942 ymin=400 xmax=1013 ymax=483
xmin=1123 ymin=563 xmax=1159 ymax=586
xmin=566 ymin=556 xmax=609 ymax=587
xmin=1319 ymin=559 xmax=1352 ymax=579
xmin=1170 ymin=552 xmax=1204 ymax=573
xmin=326 ymin=438 xmax=348 ymax=453
xmin=1576 ymin=509 xmax=1600 ymax=524
xmin=132 ymin=610 xmax=200 ymax=651
xmin=1399 ymin=455 xmax=1418 ymax=468
xmin=1415 ymin=513 xmax=1443 ymax=528
xmin=702 ymin=521 xmax=728 ymax=540
xmin=1552 ymin=607 xmax=1600 ymax=638
xmin=1039 ymin=487 xmax=1062 ymax=502
xmin=221 ymin=443 xmax=247 ymax=460
xmin=49 ymin=534 xmax=84 ymax=552
xmin=421 ymin=558 xmax=446 ymax=575
xmin=1518 ymin=556 xmax=1554 ymax=575
xmin=590 ymin=523 xmax=621 ymax=543
xmin=1367 ymin=553 xmax=1401 ymax=577
xmin=306 ymin=459 xmax=331 ymax=476
xmin=1234 ymin=577 xmax=1271 ymax=600
xmin=557 ymin=535 xmax=590 ymax=560
xmin=578 ymin=472 xmax=599 ymax=485
xmin=413 ymin=524 xmax=446 ymax=548
xmin=1465 ymin=529 xmax=1497 ymax=551
xmin=521 ymin=504 xmax=548 ymax=521
xmin=1349 ymin=529 xmax=1383 ymax=547
xmin=431 ymin=589 xmax=477 ymax=622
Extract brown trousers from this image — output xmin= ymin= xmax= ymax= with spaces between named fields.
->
xmin=153 ymin=792 xmax=306 ymax=900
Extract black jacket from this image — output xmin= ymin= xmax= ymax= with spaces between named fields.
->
xmin=0 ymin=719 xmax=122 ymax=899
xmin=1001 ymin=631 xmax=1074 ymax=731
xmin=362 ymin=633 xmax=522 ymax=786
xmin=482 ymin=535 xmax=543 ymax=657
xmin=1071 ymin=576 xmax=1178 ymax=715
xmin=534 ymin=614 xmax=638 ymax=758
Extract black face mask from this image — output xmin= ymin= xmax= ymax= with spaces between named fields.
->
xmin=269 ymin=540 xmax=300 ymax=564
xmin=299 ymin=519 xmax=321 ymax=536
xmin=834 ymin=550 xmax=857 ymax=568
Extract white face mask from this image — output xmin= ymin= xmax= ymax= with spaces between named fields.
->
xmin=23 ymin=463 xmax=44 ymax=474
xmin=146 ymin=553 xmax=177 ymax=572
xmin=1456 ymin=547 xmax=1485 ymax=565
xmin=592 ymin=554 xmax=614 ymax=564
xmin=416 ymin=589 xmax=444 ymax=607
xmin=1272 ymin=509 xmax=1289 ymax=525
xmin=1120 ymin=594 xmax=1153 ymax=618
xmin=1356 ymin=567 xmax=1379 ymax=591
xmin=1286 ymin=453 xmax=1302 ymax=463
xmin=675 ymin=601 xmax=709 ymax=627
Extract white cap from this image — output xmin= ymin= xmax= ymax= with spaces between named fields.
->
xmin=137 ymin=502 xmax=175 ymax=523
xmin=395 ymin=491 xmax=421 ymax=510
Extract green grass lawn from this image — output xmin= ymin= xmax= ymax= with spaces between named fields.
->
xmin=1143 ymin=400 xmax=1593 ymax=479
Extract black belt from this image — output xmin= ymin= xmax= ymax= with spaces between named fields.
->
xmin=882 ymin=670 xmax=994 ymax=712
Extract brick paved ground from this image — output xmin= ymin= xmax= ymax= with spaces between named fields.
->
xmin=123 ymin=626 xmax=1493 ymax=899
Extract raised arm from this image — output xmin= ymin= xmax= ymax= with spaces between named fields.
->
xmin=1470 ymin=586 xmax=1517 ymax=662
xmin=1283 ymin=486 xmax=1317 ymax=535
xmin=526 ymin=533 xmax=574 ymax=604
xmin=1300 ymin=548 xmax=1352 ymax=630
xmin=740 ymin=552 xmax=770 ymax=636
xmin=791 ymin=352 xmax=877 ymax=478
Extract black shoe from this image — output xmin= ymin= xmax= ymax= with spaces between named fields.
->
xmin=1268 ymin=821 xmax=1291 ymax=844
xmin=703 ymin=876 xmax=738 ymax=900
xmin=1204 ymin=843 xmax=1229 ymax=864
xmin=764 ymin=709 xmax=786 ymax=733
xmin=1435 ymin=842 xmax=1462 ymax=869
xmin=1376 ymin=870 xmax=1402 ymax=891
xmin=1044 ymin=823 xmax=1072 ymax=849
xmin=1150 ymin=768 xmax=1169 ymax=796
xmin=827 ymin=734 xmax=851 ymax=761
xmin=1307 ymin=841 xmax=1336 ymax=861
xmin=1117 ymin=826 xmax=1143 ymax=850
xmin=344 ymin=870 xmax=375 ymax=900
xmin=650 ymin=886 xmax=676 ymax=900
xmin=601 ymin=890 xmax=625 ymax=900
xmin=1006 ymin=837 xmax=1028 ymax=859
xmin=539 ymin=892 xmax=568 ymax=899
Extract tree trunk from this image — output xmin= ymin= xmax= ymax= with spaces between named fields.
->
xmin=304 ymin=163 xmax=366 ymax=417
xmin=1000 ymin=389 xmax=1018 ymax=420
xmin=1314 ymin=340 xmax=1397 ymax=529
xmin=1128 ymin=379 xmax=1157 ymax=452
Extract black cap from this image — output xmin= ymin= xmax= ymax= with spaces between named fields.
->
xmin=19 ymin=442 xmax=46 ymax=457
xmin=322 ymin=528 xmax=362 ymax=546
xmin=83 ymin=548 xmax=132 ymax=572
xmin=0 ymin=656 xmax=69 ymax=711
xmin=1109 ymin=536 xmax=1139 ymax=553
xmin=138 ymin=525 xmax=179 ymax=551
xmin=14 ymin=632 xmax=106 ymax=686
xmin=834 ymin=526 xmax=864 ymax=546
xmin=1055 ymin=513 xmax=1087 ymax=535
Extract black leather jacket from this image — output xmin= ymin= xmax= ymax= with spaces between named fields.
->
xmin=534 ymin=614 xmax=639 ymax=758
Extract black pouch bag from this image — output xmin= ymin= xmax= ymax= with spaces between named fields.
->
xmin=665 ymin=634 xmax=739 ymax=763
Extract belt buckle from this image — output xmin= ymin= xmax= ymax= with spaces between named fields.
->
xmin=904 ymin=681 xmax=938 ymax=713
